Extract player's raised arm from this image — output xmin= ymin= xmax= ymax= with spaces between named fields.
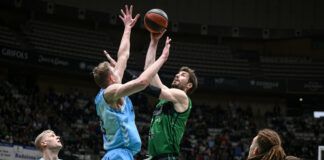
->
xmin=114 ymin=5 xmax=140 ymax=82
xmin=144 ymin=31 xmax=166 ymax=70
xmin=144 ymin=35 xmax=171 ymax=89
xmin=105 ymin=40 xmax=170 ymax=102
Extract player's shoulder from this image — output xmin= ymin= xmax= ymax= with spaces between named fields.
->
xmin=104 ymin=84 xmax=123 ymax=95
xmin=105 ymin=84 xmax=118 ymax=91
xmin=95 ymin=89 xmax=105 ymax=103
xmin=169 ymin=87 xmax=185 ymax=92
xmin=169 ymin=88 xmax=187 ymax=98
xmin=103 ymin=84 xmax=123 ymax=101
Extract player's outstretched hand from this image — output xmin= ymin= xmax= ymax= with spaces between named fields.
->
xmin=119 ymin=5 xmax=140 ymax=28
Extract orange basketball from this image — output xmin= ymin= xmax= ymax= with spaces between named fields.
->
xmin=144 ymin=9 xmax=168 ymax=33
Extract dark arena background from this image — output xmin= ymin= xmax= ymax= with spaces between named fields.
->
xmin=0 ymin=0 xmax=324 ymax=159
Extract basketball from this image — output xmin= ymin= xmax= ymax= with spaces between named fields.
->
xmin=144 ymin=9 xmax=168 ymax=33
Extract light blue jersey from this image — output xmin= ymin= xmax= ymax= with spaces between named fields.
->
xmin=95 ymin=89 xmax=141 ymax=158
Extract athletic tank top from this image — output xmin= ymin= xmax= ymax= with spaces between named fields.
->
xmin=148 ymin=97 xmax=192 ymax=157
xmin=95 ymin=89 xmax=141 ymax=155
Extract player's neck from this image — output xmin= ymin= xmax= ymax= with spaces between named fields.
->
xmin=42 ymin=149 xmax=59 ymax=160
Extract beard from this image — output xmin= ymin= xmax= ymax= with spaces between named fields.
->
xmin=171 ymin=81 xmax=186 ymax=91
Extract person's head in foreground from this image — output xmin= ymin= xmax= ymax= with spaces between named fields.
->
xmin=248 ymin=128 xmax=285 ymax=160
xmin=35 ymin=130 xmax=62 ymax=160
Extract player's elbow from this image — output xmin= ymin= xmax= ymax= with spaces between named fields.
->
xmin=136 ymin=78 xmax=150 ymax=89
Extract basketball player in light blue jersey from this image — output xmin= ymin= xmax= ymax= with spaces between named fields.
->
xmin=92 ymin=5 xmax=172 ymax=160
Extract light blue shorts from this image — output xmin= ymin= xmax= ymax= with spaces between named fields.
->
xmin=102 ymin=148 xmax=134 ymax=160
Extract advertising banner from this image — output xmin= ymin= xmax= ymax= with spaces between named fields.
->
xmin=0 ymin=143 xmax=41 ymax=160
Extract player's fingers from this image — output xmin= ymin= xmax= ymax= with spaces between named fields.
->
xmin=166 ymin=36 xmax=171 ymax=44
xmin=134 ymin=14 xmax=140 ymax=22
xmin=118 ymin=15 xmax=123 ymax=21
xmin=121 ymin=9 xmax=126 ymax=17
xmin=110 ymin=56 xmax=117 ymax=65
xmin=159 ymin=29 xmax=166 ymax=37
xmin=130 ymin=14 xmax=140 ymax=26
xmin=130 ymin=5 xmax=133 ymax=16
xmin=125 ymin=5 xmax=129 ymax=15
xmin=104 ymin=51 xmax=117 ymax=65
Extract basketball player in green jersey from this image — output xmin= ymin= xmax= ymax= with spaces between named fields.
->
xmin=143 ymin=31 xmax=198 ymax=160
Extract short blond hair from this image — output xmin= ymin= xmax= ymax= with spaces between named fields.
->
xmin=92 ymin=61 xmax=112 ymax=88
xmin=34 ymin=130 xmax=54 ymax=152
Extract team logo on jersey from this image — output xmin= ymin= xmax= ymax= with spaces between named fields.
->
xmin=153 ymin=105 xmax=163 ymax=116
xmin=154 ymin=117 xmax=161 ymax=124
xmin=149 ymin=130 xmax=154 ymax=139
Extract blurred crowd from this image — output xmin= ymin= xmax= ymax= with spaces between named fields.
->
xmin=0 ymin=78 xmax=322 ymax=160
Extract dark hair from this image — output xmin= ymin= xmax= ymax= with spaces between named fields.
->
xmin=179 ymin=66 xmax=198 ymax=95
xmin=248 ymin=129 xmax=286 ymax=160
xmin=92 ymin=62 xmax=112 ymax=88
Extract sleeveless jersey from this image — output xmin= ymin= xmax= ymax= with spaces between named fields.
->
xmin=148 ymin=97 xmax=192 ymax=157
xmin=94 ymin=89 xmax=141 ymax=155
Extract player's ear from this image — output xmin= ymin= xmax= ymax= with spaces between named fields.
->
xmin=41 ymin=141 xmax=47 ymax=148
xmin=186 ymin=82 xmax=193 ymax=89
xmin=108 ymin=75 xmax=114 ymax=84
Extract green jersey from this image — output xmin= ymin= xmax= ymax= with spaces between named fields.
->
xmin=148 ymin=97 xmax=192 ymax=157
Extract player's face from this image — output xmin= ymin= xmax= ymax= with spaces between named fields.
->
xmin=248 ymin=136 xmax=258 ymax=157
xmin=171 ymin=71 xmax=190 ymax=90
xmin=43 ymin=132 xmax=62 ymax=150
